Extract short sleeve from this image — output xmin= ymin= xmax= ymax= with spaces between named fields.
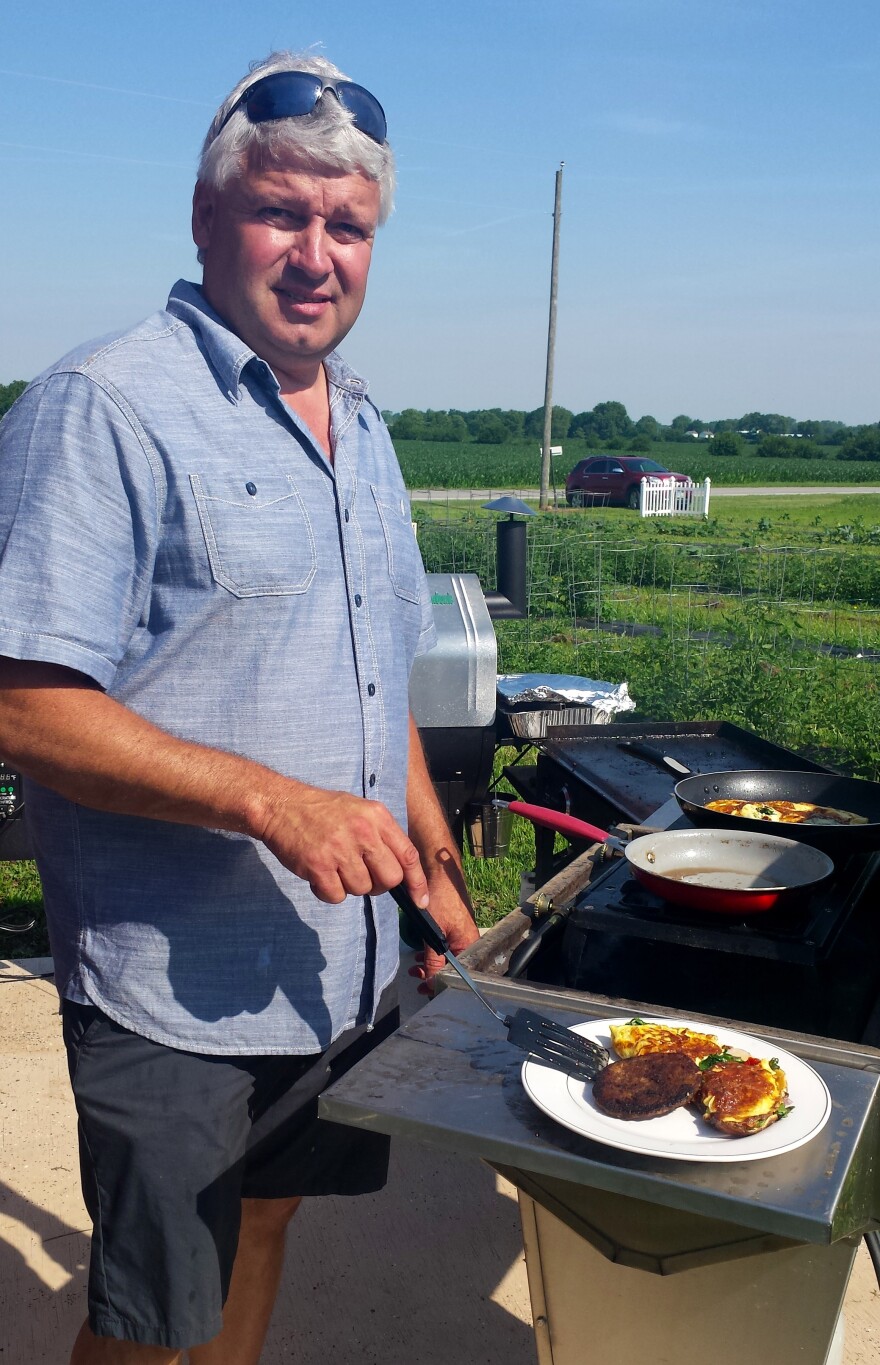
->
xmin=0 ymin=372 xmax=160 ymax=688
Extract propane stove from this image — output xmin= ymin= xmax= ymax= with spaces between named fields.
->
xmin=524 ymin=823 xmax=880 ymax=1048
xmin=492 ymin=722 xmax=880 ymax=1050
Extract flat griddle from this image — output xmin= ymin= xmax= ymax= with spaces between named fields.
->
xmin=537 ymin=721 xmax=829 ymax=825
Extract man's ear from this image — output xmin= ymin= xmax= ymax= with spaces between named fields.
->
xmin=192 ymin=181 xmax=215 ymax=252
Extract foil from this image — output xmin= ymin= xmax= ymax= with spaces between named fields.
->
xmin=496 ymin=673 xmax=635 ymax=716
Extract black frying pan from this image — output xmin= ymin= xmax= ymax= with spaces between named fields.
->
xmin=674 ymin=769 xmax=880 ymax=854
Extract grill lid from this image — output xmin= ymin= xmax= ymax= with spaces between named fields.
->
xmin=409 ymin=573 xmax=497 ymax=730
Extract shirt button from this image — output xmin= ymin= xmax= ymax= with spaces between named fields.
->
xmin=367 ymin=683 xmax=376 ymax=696
xmin=354 ymin=594 xmax=362 ymax=607
xmin=344 ymin=509 xmax=350 ymax=522
xmin=369 ymin=773 xmax=376 ymax=787
xmin=245 ymin=482 xmax=257 ymax=496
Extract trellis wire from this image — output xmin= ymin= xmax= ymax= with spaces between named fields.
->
xmin=415 ymin=517 xmax=880 ymax=675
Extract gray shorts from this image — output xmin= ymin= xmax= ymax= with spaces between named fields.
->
xmin=62 ymin=990 xmax=397 ymax=1350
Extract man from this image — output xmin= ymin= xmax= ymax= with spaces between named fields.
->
xmin=0 ymin=51 xmax=477 ymax=1364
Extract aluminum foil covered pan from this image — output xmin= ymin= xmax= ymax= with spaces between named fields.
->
xmin=496 ymin=673 xmax=636 ymax=737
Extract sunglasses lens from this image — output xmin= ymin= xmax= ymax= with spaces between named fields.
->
xmin=336 ymin=82 xmax=388 ymax=144
xmin=234 ymin=71 xmax=387 ymax=145
xmin=245 ymin=72 xmax=324 ymax=124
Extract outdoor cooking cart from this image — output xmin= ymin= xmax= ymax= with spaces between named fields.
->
xmin=322 ymin=785 xmax=880 ymax=1365
xmin=323 ymin=972 xmax=878 ymax=1365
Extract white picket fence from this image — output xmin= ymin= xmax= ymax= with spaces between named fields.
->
xmin=639 ymin=476 xmax=711 ymax=519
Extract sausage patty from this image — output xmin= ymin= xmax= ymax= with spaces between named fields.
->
xmin=592 ymin=1051 xmax=700 ymax=1120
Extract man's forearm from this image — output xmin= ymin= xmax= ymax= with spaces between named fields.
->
xmin=405 ymin=714 xmax=465 ymax=883
xmin=405 ymin=713 xmax=478 ymax=960
xmin=0 ymin=658 xmax=285 ymax=837
xmin=0 ymin=659 xmax=430 ymax=906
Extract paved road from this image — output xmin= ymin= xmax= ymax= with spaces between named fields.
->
xmin=409 ymin=486 xmax=880 ymax=501
xmin=708 ymin=486 xmax=880 ymax=497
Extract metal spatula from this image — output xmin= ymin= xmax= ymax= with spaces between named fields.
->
xmin=390 ymin=885 xmax=609 ymax=1083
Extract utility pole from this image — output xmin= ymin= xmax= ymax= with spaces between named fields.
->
xmin=539 ymin=162 xmax=564 ymax=510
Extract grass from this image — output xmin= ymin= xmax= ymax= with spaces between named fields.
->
xmin=461 ymin=747 xmax=536 ymax=927
xmin=0 ymin=859 xmax=47 ymax=958
xmin=415 ymin=490 xmax=880 ymax=536
xmin=416 ymin=495 xmax=880 ymax=610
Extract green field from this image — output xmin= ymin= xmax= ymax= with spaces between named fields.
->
xmin=416 ymin=492 xmax=880 ymax=773
xmin=396 ymin=438 xmax=880 ymax=490
xmin=417 ymin=489 xmax=880 ymax=541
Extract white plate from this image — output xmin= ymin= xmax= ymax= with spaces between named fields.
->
xmin=521 ymin=1016 xmax=832 ymax=1162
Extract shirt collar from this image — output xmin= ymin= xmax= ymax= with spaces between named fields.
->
xmin=165 ymin=279 xmax=370 ymax=403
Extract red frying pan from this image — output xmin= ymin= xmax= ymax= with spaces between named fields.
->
xmin=497 ymin=799 xmax=834 ymax=914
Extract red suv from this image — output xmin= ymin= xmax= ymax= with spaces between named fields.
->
xmin=565 ymin=456 xmax=690 ymax=508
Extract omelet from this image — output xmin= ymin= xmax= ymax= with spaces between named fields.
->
xmin=609 ymin=1020 xmax=721 ymax=1065
xmin=695 ymin=1056 xmax=790 ymax=1136
xmin=705 ymin=798 xmax=866 ymax=827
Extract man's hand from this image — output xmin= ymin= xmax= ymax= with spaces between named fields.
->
xmin=259 ymin=783 xmax=430 ymax=907
xmin=414 ymin=905 xmax=480 ymax=994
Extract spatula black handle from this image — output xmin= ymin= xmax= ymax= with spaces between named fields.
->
xmin=390 ymin=884 xmax=509 ymax=1028
xmin=388 ymin=883 xmax=451 ymax=957
xmin=617 ymin=741 xmax=691 ymax=776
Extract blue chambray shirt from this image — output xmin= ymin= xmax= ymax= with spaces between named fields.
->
xmin=0 ymin=280 xmax=436 ymax=1054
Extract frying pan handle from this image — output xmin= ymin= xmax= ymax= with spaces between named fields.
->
xmin=505 ymin=800 xmax=613 ymax=845
xmin=507 ymin=910 xmax=568 ymax=978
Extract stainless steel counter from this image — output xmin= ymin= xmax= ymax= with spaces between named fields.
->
xmin=321 ymin=974 xmax=880 ymax=1247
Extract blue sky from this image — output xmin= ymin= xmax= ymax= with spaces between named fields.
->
xmin=2 ymin=0 xmax=878 ymax=423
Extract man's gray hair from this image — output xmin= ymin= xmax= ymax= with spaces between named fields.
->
xmin=198 ymin=51 xmax=395 ymax=224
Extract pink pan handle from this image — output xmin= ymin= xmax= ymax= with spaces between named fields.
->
xmin=505 ymin=801 xmax=611 ymax=843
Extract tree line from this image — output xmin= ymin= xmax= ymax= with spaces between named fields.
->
xmin=383 ymin=401 xmax=880 ymax=461
xmin=3 ymin=381 xmax=878 ymax=461
xmin=0 ymin=381 xmax=27 ymax=419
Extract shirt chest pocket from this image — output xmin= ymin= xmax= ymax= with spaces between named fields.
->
xmin=190 ymin=472 xmax=317 ymax=598
xmin=370 ymin=486 xmax=422 ymax=605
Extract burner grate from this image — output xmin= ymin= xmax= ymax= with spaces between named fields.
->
xmin=558 ymin=850 xmax=880 ymax=1043
xmin=567 ymin=851 xmax=879 ymax=966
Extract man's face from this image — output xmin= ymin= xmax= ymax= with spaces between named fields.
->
xmin=192 ymin=154 xmax=380 ymax=387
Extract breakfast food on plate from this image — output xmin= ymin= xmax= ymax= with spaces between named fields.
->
xmin=609 ymin=1020 xmax=721 ymax=1064
xmin=592 ymin=1052 xmax=700 ymax=1120
xmin=595 ymin=1018 xmax=793 ymax=1136
xmin=694 ymin=1054 xmax=791 ymax=1136
xmin=704 ymin=798 xmax=867 ymax=827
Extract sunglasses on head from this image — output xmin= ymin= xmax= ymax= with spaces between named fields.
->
xmin=216 ymin=70 xmax=387 ymax=145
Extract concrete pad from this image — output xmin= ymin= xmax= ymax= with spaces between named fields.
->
xmin=1 ymin=956 xmax=877 ymax=1363
xmin=0 ymin=958 xmax=534 ymax=1363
